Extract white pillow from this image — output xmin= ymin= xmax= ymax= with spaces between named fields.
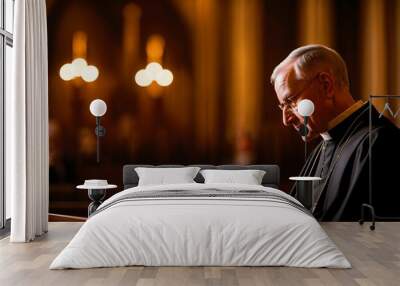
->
xmin=135 ymin=167 xmax=201 ymax=186
xmin=200 ymin=169 xmax=266 ymax=185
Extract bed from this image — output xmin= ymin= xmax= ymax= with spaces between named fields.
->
xmin=50 ymin=164 xmax=350 ymax=269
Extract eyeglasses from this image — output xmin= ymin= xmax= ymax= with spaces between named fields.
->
xmin=278 ymin=97 xmax=297 ymax=111
xmin=277 ymin=75 xmax=319 ymax=111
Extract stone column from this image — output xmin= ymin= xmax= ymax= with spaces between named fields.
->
xmin=122 ymin=3 xmax=141 ymax=85
xmin=361 ymin=0 xmax=387 ymax=103
xmin=228 ymin=0 xmax=263 ymax=163
xmin=192 ymin=0 xmax=220 ymax=160
xmin=298 ymin=0 xmax=334 ymax=47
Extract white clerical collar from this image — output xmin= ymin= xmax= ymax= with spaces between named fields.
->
xmin=320 ymin=132 xmax=332 ymax=141
xmin=327 ymin=100 xmax=365 ymax=130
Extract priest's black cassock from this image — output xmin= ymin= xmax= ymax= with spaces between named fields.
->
xmin=297 ymin=101 xmax=400 ymax=221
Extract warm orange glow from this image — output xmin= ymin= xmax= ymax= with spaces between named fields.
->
xmin=61 ymin=31 xmax=99 ymax=83
xmin=147 ymin=82 xmax=163 ymax=97
xmin=72 ymin=31 xmax=87 ymax=59
xmin=146 ymin=34 xmax=165 ymax=62
xmin=122 ymin=3 xmax=141 ymax=81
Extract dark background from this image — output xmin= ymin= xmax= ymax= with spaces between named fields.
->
xmin=46 ymin=0 xmax=400 ymax=217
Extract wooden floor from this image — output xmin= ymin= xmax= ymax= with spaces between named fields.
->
xmin=0 ymin=222 xmax=399 ymax=286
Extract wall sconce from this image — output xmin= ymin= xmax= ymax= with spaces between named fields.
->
xmin=297 ymin=99 xmax=315 ymax=162
xmin=89 ymin=99 xmax=107 ymax=163
xmin=134 ymin=62 xmax=173 ymax=87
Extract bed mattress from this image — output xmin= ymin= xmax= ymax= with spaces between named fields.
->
xmin=50 ymin=183 xmax=350 ymax=269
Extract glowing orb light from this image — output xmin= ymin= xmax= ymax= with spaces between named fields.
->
xmin=155 ymin=69 xmax=173 ymax=86
xmin=82 ymin=65 xmax=99 ymax=82
xmin=135 ymin=69 xmax=153 ymax=87
xmin=59 ymin=63 xmax=75 ymax=81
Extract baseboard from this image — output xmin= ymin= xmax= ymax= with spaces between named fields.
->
xmin=48 ymin=213 xmax=87 ymax=222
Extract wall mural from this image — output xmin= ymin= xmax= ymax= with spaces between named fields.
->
xmin=46 ymin=0 xmax=400 ymax=217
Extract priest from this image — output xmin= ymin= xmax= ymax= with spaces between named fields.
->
xmin=270 ymin=44 xmax=400 ymax=221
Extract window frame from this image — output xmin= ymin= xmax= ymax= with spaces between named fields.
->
xmin=0 ymin=0 xmax=14 ymax=230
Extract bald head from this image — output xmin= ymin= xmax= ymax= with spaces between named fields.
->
xmin=270 ymin=44 xmax=349 ymax=90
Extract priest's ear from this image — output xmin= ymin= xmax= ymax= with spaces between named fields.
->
xmin=318 ymin=72 xmax=334 ymax=99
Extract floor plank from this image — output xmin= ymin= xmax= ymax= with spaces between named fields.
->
xmin=0 ymin=222 xmax=399 ymax=286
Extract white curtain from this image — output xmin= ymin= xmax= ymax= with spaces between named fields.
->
xmin=7 ymin=0 xmax=49 ymax=242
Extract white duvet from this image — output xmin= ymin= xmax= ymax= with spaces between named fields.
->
xmin=50 ymin=183 xmax=351 ymax=269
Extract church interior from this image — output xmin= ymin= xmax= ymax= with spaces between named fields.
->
xmin=46 ymin=0 xmax=400 ymax=217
